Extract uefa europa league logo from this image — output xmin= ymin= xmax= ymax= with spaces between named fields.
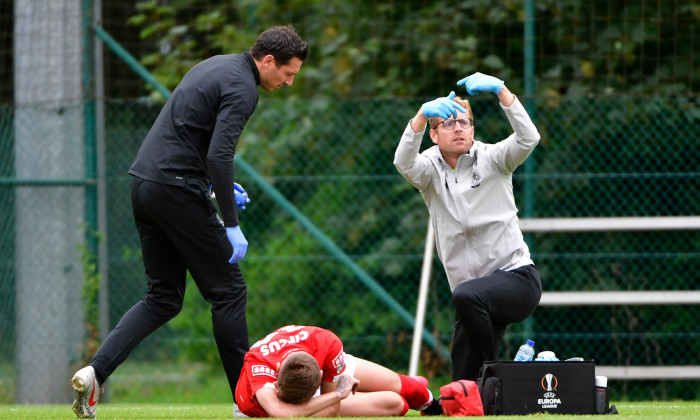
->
xmin=539 ymin=373 xmax=562 ymax=408
xmin=542 ymin=373 xmax=558 ymax=391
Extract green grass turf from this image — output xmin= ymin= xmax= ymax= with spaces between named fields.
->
xmin=1 ymin=402 xmax=699 ymax=420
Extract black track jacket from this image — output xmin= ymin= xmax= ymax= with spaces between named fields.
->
xmin=129 ymin=52 xmax=260 ymax=227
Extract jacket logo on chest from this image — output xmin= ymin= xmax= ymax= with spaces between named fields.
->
xmin=471 ymin=172 xmax=481 ymax=188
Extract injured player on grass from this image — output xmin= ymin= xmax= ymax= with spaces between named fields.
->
xmin=233 ymin=325 xmax=437 ymax=417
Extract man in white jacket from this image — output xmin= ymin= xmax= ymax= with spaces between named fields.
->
xmin=394 ymin=73 xmax=542 ymax=385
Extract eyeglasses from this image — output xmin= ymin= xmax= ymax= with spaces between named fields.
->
xmin=436 ymin=118 xmax=473 ymax=130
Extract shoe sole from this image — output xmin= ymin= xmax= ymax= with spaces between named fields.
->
xmin=71 ymin=375 xmax=95 ymax=418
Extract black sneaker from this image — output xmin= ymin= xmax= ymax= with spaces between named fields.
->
xmin=420 ymin=397 xmax=443 ymax=416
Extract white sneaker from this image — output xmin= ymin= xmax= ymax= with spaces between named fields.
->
xmin=71 ymin=366 xmax=101 ymax=418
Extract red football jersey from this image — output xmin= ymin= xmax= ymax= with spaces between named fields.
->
xmin=235 ymin=325 xmax=346 ymax=417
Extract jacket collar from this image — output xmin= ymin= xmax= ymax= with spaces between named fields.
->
xmin=242 ymin=51 xmax=260 ymax=86
xmin=425 ymin=142 xmax=479 ymax=168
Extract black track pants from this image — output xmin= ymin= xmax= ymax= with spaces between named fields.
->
xmin=450 ymin=264 xmax=542 ymax=381
xmin=90 ymin=177 xmax=249 ymax=397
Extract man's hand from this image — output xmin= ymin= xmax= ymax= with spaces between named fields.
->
xmin=210 ymin=183 xmax=251 ymax=210
xmin=334 ymin=375 xmax=360 ymax=399
xmin=226 ymin=226 xmax=248 ymax=264
xmin=420 ymin=91 xmax=466 ymax=119
xmin=234 ymin=182 xmax=251 ymax=210
xmin=457 ymin=72 xmax=504 ymax=95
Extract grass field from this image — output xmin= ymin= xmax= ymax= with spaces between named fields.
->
xmin=1 ymin=402 xmax=699 ymax=420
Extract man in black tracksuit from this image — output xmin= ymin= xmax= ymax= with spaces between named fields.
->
xmin=70 ymin=25 xmax=308 ymax=419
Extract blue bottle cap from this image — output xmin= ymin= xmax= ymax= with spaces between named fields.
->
xmin=527 ymin=339 xmax=535 ymax=346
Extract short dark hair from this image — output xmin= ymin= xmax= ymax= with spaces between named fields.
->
xmin=250 ymin=25 xmax=309 ymax=64
xmin=277 ymin=352 xmax=321 ymax=404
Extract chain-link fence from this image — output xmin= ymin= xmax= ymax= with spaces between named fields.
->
xmin=2 ymin=93 xmax=698 ymax=402
xmin=1 ymin=0 xmax=699 ymax=406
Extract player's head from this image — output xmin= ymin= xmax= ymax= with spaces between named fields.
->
xmin=251 ymin=25 xmax=309 ymax=64
xmin=276 ymin=351 xmax=321 ymax=404
xmin=429 ymin=96 xmax=475 ymax=158
xmin=251 ymin=25 xmax=309 ymax=91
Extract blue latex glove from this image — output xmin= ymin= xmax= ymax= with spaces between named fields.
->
xmin=226 ymin=226 xmax=248 ymax=264
xmin=233 ymin=182 xmax=251 ymax=210
xmin=208 ymin=183 xmax=251 ymax=210
xmin=457 ymin=72 xmax=504 ymax=95
xmin=421 ymin=91 xmax=466 ymax=120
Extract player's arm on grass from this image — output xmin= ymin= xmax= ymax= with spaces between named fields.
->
xmin=255 ymin=374 xmax=359 ymax=418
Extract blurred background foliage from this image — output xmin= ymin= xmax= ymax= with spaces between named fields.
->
xmin=0 ymin=0 xmax=698 ymax=403
xmin=113 ymin=0 xmax=699 ymax=100
xmin=99 ymin=0 xmax=700 ymax=400
xmin=103 ymin=0 xmax=700 ymax=400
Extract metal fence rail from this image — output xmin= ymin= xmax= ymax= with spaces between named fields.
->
xmin=411 ymin=217 xmax=700 ymax=380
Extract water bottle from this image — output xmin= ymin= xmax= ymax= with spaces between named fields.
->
xmin=595 ymin=376 xmax=609 ymax=414
xmin=514 ymin=339 xmax=535 ymax=361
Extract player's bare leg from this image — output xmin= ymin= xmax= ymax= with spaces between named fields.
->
xmin=352 ymin=357 xmax=402 ymax=392
xmin=351 ymin=357 xmax=433 ymax=410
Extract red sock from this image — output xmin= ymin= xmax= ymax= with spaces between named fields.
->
xmin=398 ymin=374 xmax=431 ymax=410
xmin=400 ymin=398 xmax=409 ymax=416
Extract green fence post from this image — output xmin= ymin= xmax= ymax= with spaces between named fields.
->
xmin=83 ymin=0 xmax=97 ymax=254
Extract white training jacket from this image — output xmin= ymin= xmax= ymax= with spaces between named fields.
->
xmin=394 ymin=95 xmax=540 ymax=292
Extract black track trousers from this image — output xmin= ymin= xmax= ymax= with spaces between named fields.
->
xmin=90 ymin=177 xmax=249 ymax=396
xmin=450 ymin=264 xmax=542 ymax=381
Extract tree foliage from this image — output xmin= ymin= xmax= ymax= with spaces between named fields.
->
xmin=126 ymin=0 xmax=699 ymax=99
